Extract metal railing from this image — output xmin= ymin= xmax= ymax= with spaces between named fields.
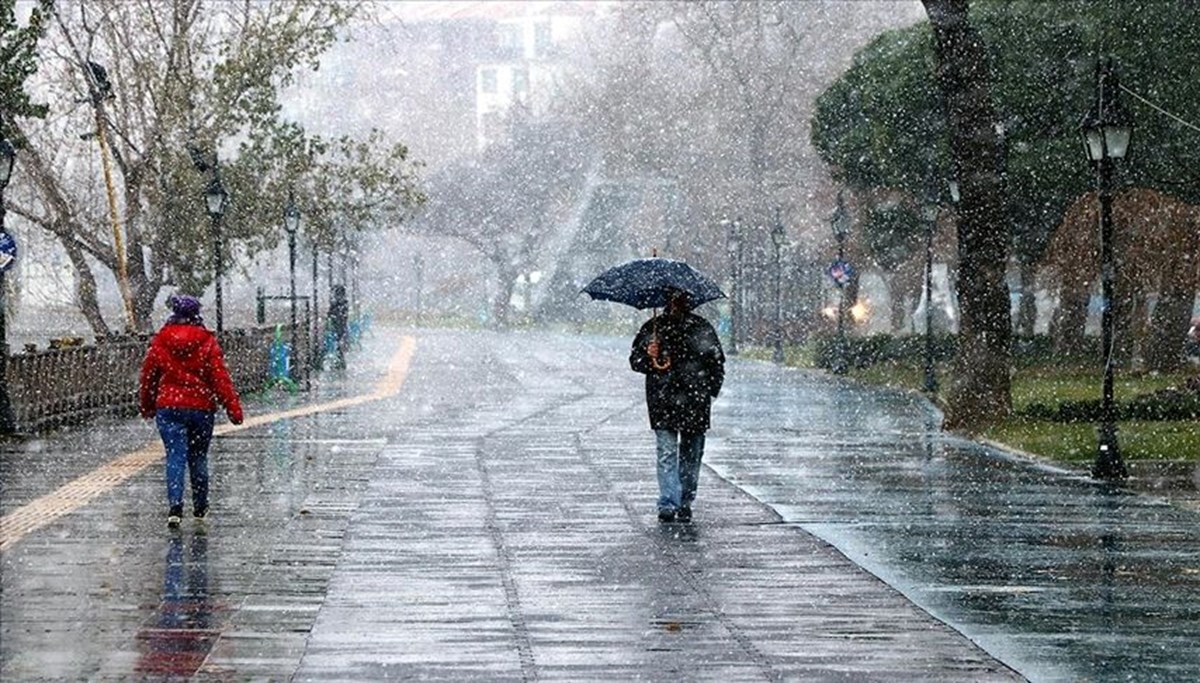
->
xmin=4 ymin=327 xmax=277 ymax=433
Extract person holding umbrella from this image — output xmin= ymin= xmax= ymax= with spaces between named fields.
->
xmin=629 ymin=288 xmax=725 ymax=523
xmin=584 ymin=256 xmax=727 ymax=523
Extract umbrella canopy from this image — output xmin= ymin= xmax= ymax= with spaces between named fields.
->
xmin=582 ymin=257 xmax=726 ymax=310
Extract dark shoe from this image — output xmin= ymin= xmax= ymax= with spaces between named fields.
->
xmin=167 ymin=505 xmax=183 ymax=528
xmin=657 ymin=509 xmax=676 ymax=523
xmin=194 ymin=506 xmax=209 ymax=520
xmin=676 ymin=506 xmax=692 ymax=523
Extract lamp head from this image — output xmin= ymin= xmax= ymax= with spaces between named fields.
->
xmin=284 ymin=192 xmax=301 ymax=235
xmin=1080 ymin=58 xmax=1133 ymax=162
xmin=0 ymin=138 xmax=15 ymax=191
xmin=830 ymin=191 xmax=850 ymax=240
xmin=204 ymin=177 xmax=228 ymax=217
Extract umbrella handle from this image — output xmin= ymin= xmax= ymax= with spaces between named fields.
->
xmin=648 ymin=323 xmax=671 ymax=371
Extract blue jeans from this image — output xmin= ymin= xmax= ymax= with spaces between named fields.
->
xmin=156 ymin=409 xmax=214 ymax=511
xmin=655 ymin=430 xmax=705 ymax=512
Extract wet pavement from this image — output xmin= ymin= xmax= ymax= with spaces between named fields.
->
xmin=1 ymin=327 xmax=1196 ymax=681
xmin=706 ymin=363 xmax=1200 ymax=683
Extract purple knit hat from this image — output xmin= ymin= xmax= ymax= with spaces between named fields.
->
xmin=167 ymin=294 xmax=203 ymax=324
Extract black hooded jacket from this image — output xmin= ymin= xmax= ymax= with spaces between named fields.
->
xmin=629 ymin=312 xmax=725 ymax=433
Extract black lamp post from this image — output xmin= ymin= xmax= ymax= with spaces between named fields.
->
xmin=204 ymin=176 xmax=229 ymax=333
xmin=1081 ymin=58 xmax=1132 ymax=482
xmin=311 ymin=241 xmax=321 ymax=371
xmin=283 ymin=192 xmax=301 ymax=378
xmin=723 ymin=217 xmax=740 ymax=356
xmin=921 ymin=201 xmax=941 ymax=394
xmin=830 ymin=191 xmax=851 ymax=375
xmin=0 ymin=138 xmax=17 ymax=433
xmin=724 ymin=218 xmax=734 ymax=357
xmin=926 ymin=180 xmax=960 ymax=395
xmin=771 ymin=206 xmax=786 ymax=364
xmin=413 ymin=253 xmax=423 ymax=319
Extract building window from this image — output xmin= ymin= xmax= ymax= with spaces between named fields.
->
xmin=497 ymin=24 xmax=521 ymax=59
xmin=534 ymin=22 xmax=552 ymax=57
xmin=480 ymin=68 xmax=497 ymax=94
xmin=513 ymin=68 xmax=528 ymax=96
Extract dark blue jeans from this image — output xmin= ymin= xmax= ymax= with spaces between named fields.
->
xmin=654 ymin=429 xmax=706 ymax=513
xmin=155 ymin=409 xmax=214 ymax=512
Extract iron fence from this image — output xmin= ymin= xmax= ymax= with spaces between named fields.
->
xmin=5 ymin=327 xmax=277 ymax=433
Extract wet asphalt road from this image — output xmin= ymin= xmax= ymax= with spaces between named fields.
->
xmin=1 ymin=327 xmax=1197 ymax=681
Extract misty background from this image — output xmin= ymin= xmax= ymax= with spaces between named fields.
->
xmin=5 ymin=1 xmax=926 ymax=347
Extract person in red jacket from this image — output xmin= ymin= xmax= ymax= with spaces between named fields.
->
xmin=140 ymin=295 xmax=244 ymax=527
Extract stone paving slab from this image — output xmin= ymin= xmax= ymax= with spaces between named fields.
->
xmin=1 ymin=328 xmax=1022 ymax=681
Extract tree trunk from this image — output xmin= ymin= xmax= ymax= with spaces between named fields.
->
xmin=1016 ymin=259 xmax=1037 ymax=336
xmin=60 ymin=238 xmax=111 ymax=338
xmin=924 ymin=0 xmax=1012 ymax=428
xmin=1145 ymin=286 xmax=1192 ymax=372
xmin=888 ymin=277 xmax=909 ymax=333
xmin=1052 ymin=284 xmax=1090 ymax=356
xmin=492 ymin=264 xmax=517 ymax=330
xmin=122 ymin=169 xmax=158 ymax=332
xmin=1117 ymin=287 xmax=1142 ymax=368
xmin=1146 ymin=212 xmax=1198 ymax=371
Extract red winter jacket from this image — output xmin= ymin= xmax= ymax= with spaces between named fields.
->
xmin=139 ymin=323 xmax=244 ymax=424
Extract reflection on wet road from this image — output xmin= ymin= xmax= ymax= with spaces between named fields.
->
xmin=708 ymin=361 xmax=1200 ymax=683
xmin=135 ymin=528 xmax=223 ymax=677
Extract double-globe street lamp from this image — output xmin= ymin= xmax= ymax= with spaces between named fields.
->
xmin=0 ymin=138 xmax=17 ymax=433
xmin=771 ymin=207 xmax=787 ymax=364
xmin=204 ymin=176 xmax=229 ymax=333
xmin=830 ymin=192 xmax=851 ymax=375
xmin=284 ymin=193 xmax=301 ymax=380
xmin=1081 ymin=57 xmax=1132 ymax=482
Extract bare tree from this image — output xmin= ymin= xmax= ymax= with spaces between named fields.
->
xmin=415 ymin=120 xmax=591 ymax=328
xmin=8 ymin=0 xmax=419 ymax=335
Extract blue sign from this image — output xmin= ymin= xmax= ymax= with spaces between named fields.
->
xmin=0 ymin=231 xmax=16 ymax=273
xmin=828 ymin=259 xmax=854 ymax=288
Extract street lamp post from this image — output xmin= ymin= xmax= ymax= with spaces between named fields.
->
xmin=733 ymin=217 xmax=745 ymax=356
xmin=311 ymin=242 xmax=321 ymax=371
xmin=921 ymin=202 xmax=940 ymax=394
xmin=1081 ymin=57 xmax=1132 ymax=482
xmin=771 ymin=207 xmax=786 ymax=364
xmin=413 ymin=253 xmax=423 ymax=319
xmin=283 ymin=192 xmax=301 ymax=379
xmin=926 ymin=180 xmax=961 ymax=395
xmin=204 ymin=176 xmax=229 ymax=333
xmin=0 ymin=138 xmax=17 ymax=433
xmin=830 ymin=192 xmax=851 ymax=375
xmin=724 ymin=217 xmax=740 ymax=356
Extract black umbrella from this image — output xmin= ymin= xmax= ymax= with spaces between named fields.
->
xmin=581 ymin=257 xmax=726 ymax=310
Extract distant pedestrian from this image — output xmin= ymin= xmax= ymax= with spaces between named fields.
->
xmin=629 ymin=288 xmax=725 ymax=523
xmin=328 ymin=284 xmax=349 ymax=370
xmin=139 ymin=295 xmax=243 ymax=528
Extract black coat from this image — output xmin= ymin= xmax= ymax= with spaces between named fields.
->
xmin=629 ymin=312 xmax=725 ymax=433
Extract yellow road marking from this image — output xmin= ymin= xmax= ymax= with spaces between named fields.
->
xmin=0 ymin=335 xmax=417 ymax=552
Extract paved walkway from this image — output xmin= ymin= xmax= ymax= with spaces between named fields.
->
xmin=2 ymin=327 xmax=1195 ymax=681
xmin=1 ymin=328 xmax=1021 ymax=681
xmin=704 ymin=359 xmax=1200 ymax=683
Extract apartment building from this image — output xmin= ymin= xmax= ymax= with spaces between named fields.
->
xmin=390 ymin=1 xmax=611 ymax=153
